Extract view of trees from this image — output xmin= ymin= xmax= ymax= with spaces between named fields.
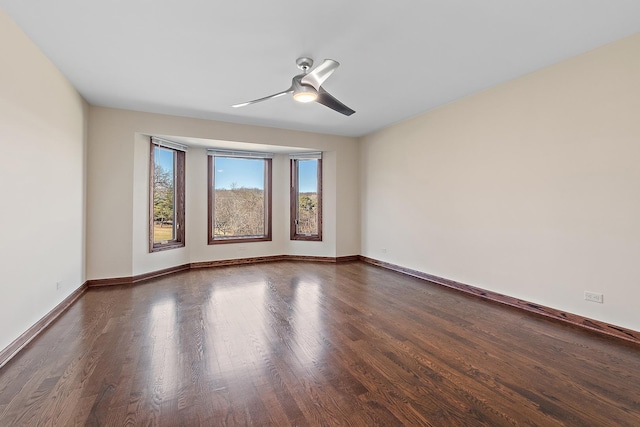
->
xmin=297 ymin=192 xmax=318 ymax=234
xmin=153 ymin=163 xmax=175 ymax=242
xmin=214 ymin=184 xmax=265 ymax=237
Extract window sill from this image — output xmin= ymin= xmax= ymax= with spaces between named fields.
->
xmin=209 ymin=236 xmax=272 ymax=245
xmin=150 ymin=241 xmax=185 ymax=253
xmin=291 ymin=235 xmax=322 ymax=242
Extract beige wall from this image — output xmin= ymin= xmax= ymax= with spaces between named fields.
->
xmin=87 ymin=107 xmax=360 ymax=279
xmin=0 ymin=9 xmax=88 ymax=351
xmin=361 ymin=33 xmax=640 ymax=331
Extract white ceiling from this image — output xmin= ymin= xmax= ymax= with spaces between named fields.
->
xmin=2 ymin=1 xmax=640 ymax=137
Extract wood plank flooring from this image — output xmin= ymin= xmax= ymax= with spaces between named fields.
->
xmin=1 ymin=261 xmax=639 ymax=426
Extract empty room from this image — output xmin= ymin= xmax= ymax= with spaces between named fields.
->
xmin=1 ymin=1 xmax=640 ymax=425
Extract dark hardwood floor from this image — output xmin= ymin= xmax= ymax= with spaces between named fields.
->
xmin=1 ymin=261 xmax=639 ymax=426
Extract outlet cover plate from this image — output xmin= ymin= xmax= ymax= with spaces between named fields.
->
xmin=584 ymin=291 xmax=603 ymax=304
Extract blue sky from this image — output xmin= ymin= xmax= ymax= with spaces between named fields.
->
xmin=214 ymin=157 xmax=318 ymax=192
xmin=297 ymin=159 xmax=318 ymax=193
xmin=156 ymin=147 xmax=174 ymax=175
xmin=156 ymin=150 xmax=319 ymax=193
xmin=215 ymin=157 xmax=265 ymax=189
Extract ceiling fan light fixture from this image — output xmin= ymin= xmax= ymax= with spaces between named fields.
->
xmin=293 ymin=85 xmax=318 ymax=103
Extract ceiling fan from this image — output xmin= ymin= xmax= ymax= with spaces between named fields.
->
xmin=232 ymin=57 xmax=355 ymax=116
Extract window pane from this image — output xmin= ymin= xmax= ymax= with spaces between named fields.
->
xmin=153 ymin=147 xmax=176 ymax=243
xmin=296 ymin=159 xmax=319 ymax=235
xmin=213 ymin=157 xmax=266 ymax=238
xmin=290 ymin=155 xmax=321 ymax=241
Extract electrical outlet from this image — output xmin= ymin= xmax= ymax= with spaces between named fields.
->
xmin=56 ymin=281 xmax=62 ymax=290
xmin=382 ymin=248 xmax=387 ymax=254
xmin=584 ymin=291 xmax=603 ymax=304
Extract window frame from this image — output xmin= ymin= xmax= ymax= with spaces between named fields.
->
xmin=290 ymin=155 xmax=323 ymax=241
xmin=208 ymin=154 xmax=273 ymax=245
xmin=149 ymin=140 xmax=186 ymax=253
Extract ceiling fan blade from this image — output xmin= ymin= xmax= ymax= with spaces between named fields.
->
xmin=316 ymin=88 xmax=355 ymax=116
xmin=301 ymin=59 xmax=339 ymax=91
xmin=232 ymin=88 xmax=293 ymax=108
